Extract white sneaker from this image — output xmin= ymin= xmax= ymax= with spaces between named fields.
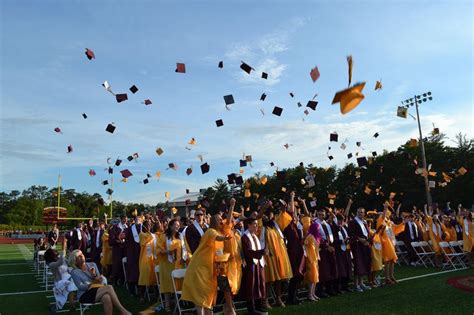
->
xmin=355 ymin=286 xmax=364 ymax=292
xmin=410 ymin=262 xmax=417 ymax=266
xmin=361 ymin=284 xmax=372 ymax=290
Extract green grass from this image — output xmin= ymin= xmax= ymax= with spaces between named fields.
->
xmin=0 ymin=243 xmax=473 ymax=314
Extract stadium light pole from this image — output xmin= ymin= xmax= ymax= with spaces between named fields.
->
xmin=401 ymin=92 xmax=433 ymax=206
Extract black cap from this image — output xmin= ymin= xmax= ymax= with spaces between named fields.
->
xmin=328 ymin=155 xmax=334 ymax=160
xmin=240 ymin=61 xmax=253 ymax=74
xmin=127 ymin=156 xmax=133 ymax=161
xmin=215 ymin=119 xmax=224 ymax=127
xmin=262 ymin=72 xmax=268 ymax=79
xmin=357 ymin=157 xmax=368 ymax=167
xmin=146 ymin=173 xmax=152 ymax=178
xmin=143 ymin=178 xmax=149 ymax=184
xmin=307 ymin=101 xmax=318 ymax=110
xmin=168 ymin=163 xmax=177 ymax=170
xmin=270 ymin=162 xmax=275 ymax=167
xmin=356 ymin=141 xmax=361 ymax=147
xmin=106 ymin=188 xmax=113 ymax=195
xmin=240 ymin=159 xmax=247 ymax=167
xmin=218 ymin=61 xmax=223 ymax=68
xmin=297 ymin=102 xmax=303 ymax=107
xmin=347 ymin=153 xmax=353 ymax=159
xmin=289 ymin=92 xmax=294 ymax=98
xmin=372 ymin=151 xmax=377 ymax=157
xmin=102 ymin=180 xmax=109 ymax=185
xmin=115 ymin=159 xmax=122 ymax=166
xmin=82 ymin=113 xmax=88 ymax=119
xmin=224 ymin=95 xmax=235 ymax=105
xmin=227 ymin=173 xmax=236 ymax=184
xmin=116 ymin=94 xmax=128 ymax=103
xmin=373 ymin=132 xmax=379 ymax=138
xmin=235 ymin=175 xmax=244 ymax=185
xmin=276 ymin=171 xmax=286 ymax=180
xmin=67 ymin=145 xmax=73 ymax=153
xmin=272 ymin=106 xmax=283 ymax=116
xmin=200 ymin=162 xmax=210 ymax=174
xmin=330 ymin=132 xmax=338 ymax=142
xmin=129 ymin=85 xmax=138 ymax=94
xmin=106 ymin=123 xmax=116 ymax=134
xmin=260 ymin=93 xmax=267 ymax=101
xmin=108 ymin=167 xmax=113 ymax=174
xmin=143 ymin=99 xmax=152 ymax=105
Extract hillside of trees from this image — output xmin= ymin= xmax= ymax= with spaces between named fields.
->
xmin=1 ymin=133 xmax=472 ymax=229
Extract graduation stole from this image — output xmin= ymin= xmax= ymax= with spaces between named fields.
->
xmin=355 ymin=216 xmax=368 ymax=238
xmin=316 ymin=219 xmax=328 ymax=241
xmin=338 ymin=226 xmax=348 ymax=251
xmin=273 ymin=221 xmax=285 ymax=240
xmin=464 ymin=218 xmax=469 ymax=236
xmin=193 ymin=220 xmax=205 ymax=237
xmin=408 ymin=221 xmax=417 ymax=240
xmin=259 ymin=226 xmax=266 ymax=250
xmin=131 ymin=224 xmax=141 ymax=243
xmin=244 ymin=230 xmax=264 ymax=267
xmin=96 ymin=229 xmax=101 ymax=248
xmin=151 ymin=233 xmax=158 ymax=259
xmin=118 ymin=223 xmax=127 ymax=232
xmin=179 ymin=232 xmax=188 ymax=262
xmin=432 ymin=222 xmax=442 ymax=237
xmin=76 ymin=228 xmax=82 ymax=240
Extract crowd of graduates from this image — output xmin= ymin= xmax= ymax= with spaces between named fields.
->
xmin=40 ymin=194 xmax=474 ymax=315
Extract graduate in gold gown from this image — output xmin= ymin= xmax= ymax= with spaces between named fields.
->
xmin=157 ymin=219 xmax=185 ymax=312
xmin=181 ymin=214 xmax=231 ymax=315
xmin=368 ymin=223 xmax=383 ymax=287
xmin=138 ymin=220 xmax=157 ymax=302
xmin=376 ymin=204 xmax=406 ymax=285
xmin=100 ymin=225 xmax=112 ymax=277
xmin=305 ymin=221 xmax=321 ymax=301
xmin=458 ymin=209 xmax=474 ymax=266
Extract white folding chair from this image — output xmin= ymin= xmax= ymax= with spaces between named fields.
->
xmin=457 ymin=240 xmax=469 ymax=264
xmin=411 ymin=242 xmax=426 ymax=267
xmin=439 ymin=242 xmax=462 ymax=270
xmin=37 ymin=250 xmax=46 ymax=275
xmin=418 ymin=241 xmax=436 ymax=267
xmin=122 ymin=257 xmax=129 ymax=290
xmin=154 ymin=265 xmax=164 ymax=309
xmin=79 ymin=302 xmax=103 ymax=315
xmin=395 ymin=241 xmax=409 ymax=265
xmin=171 ymin=268 xmax=194 ymax=315
xmin=44 ymin=264 xmax=54 ymax=291
xmin=448 ymin=241 xmax=467 ymax=268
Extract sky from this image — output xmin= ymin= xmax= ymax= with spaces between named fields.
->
xmin=0 ymin=0 xmax=473 ymax=205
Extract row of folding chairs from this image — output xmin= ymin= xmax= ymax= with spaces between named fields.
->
xmin=439 ymin=240 xmax=468 ymax=270
xmin=411 ymin=241 xmax=436 ymax=267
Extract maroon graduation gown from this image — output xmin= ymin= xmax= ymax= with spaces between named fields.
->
xmin=109 ymin=225 xmax=126 ymax=279
xmin=318 ymin=222 xmax=338 ymax=283
xmin=332 ymin=223 xmax=352 ymax=279
xmin=348 ymin=219 xmax=371 ymax=276
xmin=241 ymin=233 xmax=266 ymax=301
xmin=185 ymin=223 xmax=206 ymax=254
xmin=125 ymin=224 xmax=141 ymax=283
xmin=283 ymin=221 xmax=305 ymax=278
xmin=70 ymin=229 xmax=88 ymax=252
xmin=91 ymin=228 xmax=104 ymax=268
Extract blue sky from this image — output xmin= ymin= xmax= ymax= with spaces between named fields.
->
xmin=1 ymin=0 xmax=472 ymax=205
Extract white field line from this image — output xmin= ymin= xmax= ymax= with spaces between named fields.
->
xmin=0 ymin=272 xmax=36 ymax=276
xmin=0 ymin=263 xmax=30 ymax=266
xmin=0 ymin=290 xmax=46 ymax=296
xmin=398 ymin=267 xmax=469 ymax=282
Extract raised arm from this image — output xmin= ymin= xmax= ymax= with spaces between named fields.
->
xmin=344 ymin=198 xmax=353 ymax=217
xmin=290 ymin=191 xmax=296 ymax=218
xmin=396 ymin=203 xmax=402 ymax=218
xmin=299 ymin=197 xmax=309 ymax=216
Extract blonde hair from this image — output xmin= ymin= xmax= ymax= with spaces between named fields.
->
xmin=68 ymin=249 xmax=82 ymax=268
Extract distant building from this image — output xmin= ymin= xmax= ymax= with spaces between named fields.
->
xmin=169 ymin=190 xmax=204 ymax=217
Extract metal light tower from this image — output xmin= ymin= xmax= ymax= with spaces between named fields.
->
xmin=401 ymin=91 xmax=433 ymax=206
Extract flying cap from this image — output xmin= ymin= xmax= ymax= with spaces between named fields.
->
xmin=262 ymin=72 xmax=268 ymax=79
xmin=272 ymin=106 xmax=283 ymax=116
xmin=67 ymin=145 xmax=73 ymax=153
xmin=373 ymin=132 xmax=379 ymax=138
xmin=120 ymin=169 xmax=133 ymax=178
xmin=307 ymin=101 xmax=318 ymax=110
xmin=85 ymin=48 xmax=95 ymax=60
xmin=357 ymin=157 xmax=368 ymax=167
xmin=260 ymin=93 xmax=266 ymax=101
xmin=105 ymin=123 xmax=116 ymax=134
xmin=102 ymin=180 xmax=109 ymax=185
xmin=129 ymin=85 xmax=139 ymax=94
xmin=175 ymin=63 xmax=186 ymax=73
xmin=224 ymin=95 xmax=235 ymax=106
xmin=116 ymin=94 xmax=128 ymax=103
xmin=240 ymin=61 xmax=253 ymax=74
xmin=108 ymin=167 xmax=113 ymax=174
xmin=347 ymin=153 xmax=353 ymax=159
xmin=374 ymin=80 xmax=383 ymax=91
xmin=310 ymin=66 xmax=320 ymax=82
xmin=330 ymin=132 xmax=338 ymax=142
xmin=332 ymin=82 xmax=366 ymax=114
xmin=115 ymin=159 xmax=122 ymax=166
xmin=156 ymin=147 xmax=164 ymax=156
xmin=218 ymin=61 xmax=223 ymax=68
xmin=54 ymin=127 xmax=62 ymax=133
xmin=186 ymin=167 xmax=192 ymax=176
xmin=240 ymin=159 xmax=247 ymax=167
xmin=143 ymin=99 xmax=152 ymax=105
xmin=82 ymin=113 xmax=88 ymax=119
xmin=168 ymin=163 xmax=177 ymax=170
xmin=289 ymin=92 xmax=294 ymax=98
xmin=397 ymin=106 xmax=408 ymax=118
xmin=200 ymin=163 xmax=210 ymax=174
xmin=215 ymin=119 xmax=224 ymax=127
xmin=143 ymin=178 xmax=149 ymax=184
xmin=88 ymin=169 xmax=96 ymax=176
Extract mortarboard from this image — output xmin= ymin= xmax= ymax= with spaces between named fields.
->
xmin=332 ymin=82 xmax=366 ymax=114
xmin=235 ymin=175 xmax=244 ymax=185
xmin=143 ymin=99 xmax=152 ymax=105
xmin=168 ymin=163 xmax=177 ymax=170
xmin=67 ymin=145 xmax=73 ymax=153
xmin=372 ymin=151 xmax=377 ymax=157
xmin=200 ymin=162 xmax=210 ymax=174
xmin=227 ymin=173 xmax=236 ymax=184
xmin=186 ymin=167 xmax=192 ymax=176
xmin=397 ymin=106 xmax=408 ymax=118
xmin=356 ymin=141 xmax=361 ymax=147
xmin=127 ymin=155 xmax=133 ymax=161
xmin=224 ymin=95 xmax=235 ymax=105
xmin=85 ymin=48 xmax=95 ymax=60
xmin=218 ymin=61 xmax=223 ymax=68
xmin=328 ymin=155 xmax=334 ymax=160
xmin=102 ymin=180 xmax=109 ymax=185
xmin=175 ymin=63 xmax=186 ymax=73
xmin=147 ymin=173 xmax=151 ymax=178
xmin=347 ymin=153 xmax=353 ymax=159
xmin=297 ymin=102 xmax=302 ymax=107
xmin=115 ymin=159 xmax=122 ymax=166
xmin=129 ymin=85 xmax=138 ymax=94
xmin=240 ymin=159 xmax=247 ymax=167
xmin=120 ymin=169 xmax=133 ymax=178
xmin=82 ymin=113 xmax=87 ymax=119
xmin=374 ymin=80 xmax=383 ymax=91
xmin=373 ymin=132 xmax=379 ymax=138
xmin=106 ymin=188 xmax=113 ymax=195
xmin=340 ymin=143 xmax=347 ymax=150
xmin=143 ymin=178 xmax=149 ymax=184
xmin=260 ymin=93 xmax=266 ymax=101
xmin=330 ymin=132 xmax=338 ymax=142
xmin=289 ymin=92 xmax=294 ymax=98
xmin=304 ymin=109 xmax=309 ymax=115
xmin=186 ymin=189 xmax=190 ymax=194
xmin=240 ymin=61 xmax=253 ymax=74
xmin=102 ymin=81 xmax=113 ymax=94
xmin=88 ymin=169 xmax=96 ymax=176
xmin=458 ymin=167 xmax=467 ymax=175
xmin=307 ymin=101 xmax=318 ymax=110
xmin=108 ymin=167 xmax=113 ymax=174
xmin=156 ymin=147 xmax=164 ymax=156
xmin=215 ymin=119 xmax=224 ymax=127
xmin=105 ymin=123 xmax=116 ymax=134
xmin=272 ymin=106 xmax=283 ymax=116
xmin=432 ymin=127 xmax=440 ymax=135
xmin=357 ymin=157 xmax=368 ymax=167
xmin=310 ymin=66 xmax=320 ymax=82
xmin=262 ymin=72 xmax=268 ymax=79
xmin=270 ymin=162 xmax=275 ymax=167
xmin=276 ymin=171 xmax=286 ymax=180
xmin=245 ymin=155 xmax=252 ymax=162
xmin=54 ymin=127 xmax=62 ymax=133
xmin=116 ymin=94 xmax=128 ymax=103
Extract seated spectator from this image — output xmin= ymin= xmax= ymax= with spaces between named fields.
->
xmin=44 ymin=237 xmax=77 ymax=313
xmin=70 ymin=250 xmax=131 ymax=315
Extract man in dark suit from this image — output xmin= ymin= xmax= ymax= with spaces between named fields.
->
xmin=70 ymin=222 xmax=88 ymax=252
xmin=400 ymin=214 xmax=420 ymax=265
xmin=91 ymin=220 xmax=105 ymax=272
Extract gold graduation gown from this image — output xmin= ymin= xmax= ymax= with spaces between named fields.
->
xmin=158 ymin=234 xmax=184 ymax=293
xmin=458 ymin=216 xmax=474 ymax=252
xmin=376 ymin=215 xmax=405 ymax=262
xmin=100 ymin=231 xmax=112 ymax=267
xmin=222 ymin=220 xmax=242 ymax=295
xmin=138 ymin=232 xmax=157 ymax=286
xmin=304 ymin=234 xmax=319 ymax=284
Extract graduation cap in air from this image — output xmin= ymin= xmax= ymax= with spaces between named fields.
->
xmin=186 ymin=167 xmax=192 ymax=176
xmin=307 ymin=101 xmax=318 ymax=111
xmin=310 ymin=66 xmax=320 ymax=82
xmin=143 ymin=99 xmax=152 ymax=106
xmin=332 ymin=82 xmax=366 ymax=114
xmin=304 ymin=109 xmax=309 ymax=115
xmin=224 ymin=95 xmax=235 ymax=106
xmin=372 ymin=151 xmax=378 ymax=157
xmin=262 ymin=72 xmax=268 ymax=79
xmin=156 ymin=147 xmax=164 ymax=156
xmin=175 ymin=63 xmax=186 ymax=73
xmin=270 ymin=162 xmax=275 ymax=167
xmin=272 ymin=106 xmax=283 ymax=116
xmin=432 ymin=127 xmax=440 ymax=135
xmin=215 ymin=119 xmax=224 ymax=127
xmin=328 ymin=155 xmax=334 ymax=160
xmin=88 ymin=169 xmax=96 ymax=176
xmin=85 ymin=48 xmax=95 ymax=60
xmin=330 ymin=132 xmax=338 ymax=142
xmin=240 ymin=61 xmax=253 ymax=74
xmin=106 ymin=188 xmax=113 ymax=195
xmin=116 ymin=94 xmax=128 ymax=103
xmin=397 ymin=106 xmax=408 ymax=119
xmin=129 ymin=85 xmax=139 ymax=94
xmin=120 ymin=169 xmax=133 ymax=178
xmin=347 ymin=153 xmax=353 ymax=159
xmin=276 ymin=171 xmax=286 ymax=180
xmin=218 ymin=61 xmax=223 ymax=68
xmin=200 ymin=162 xmax=210 ymax=174
xmin=357 ymin=157 xmax=368 ymax=167
xmin=105 ymin=123 xmax=116 ymax=134
xmin=82 ymin=113 xmax=87 ymax=119
xmin=54 ymin=127 xmax=62 ymax=133
xmin=108 ymin=167 xmax=113 ymax=174
xmin=240 ymin=159 xmax=247 ymax=167
xmin=297 ymin=102 xmax=302 ymax=108
xmin=67 ymin=145 xmax=73 ymax=153
xmin=373 ymin=132 xmax=379 ymax=138
xmin=260 ymin=93 xmax=266 ymax=101
xmin=115 ymin=158 xmax=122 ymax=166
xmin=127 ymin=156 xmax=134 ymax=161
xmin=245 ymin=155 xmax=252 ymax=162
xmin=143 ymin=178 xmax=149 ymax=184
xmin=374 ymin=80 xmax=383 ymax=91
xmin=235 ymin=175 xmax=244 ymax=185
xmin=102 ymin=180 xmax=109 ymax=185
xmin=227 ymin=173 xmax=237 ymax=184
xmin=168 ymin=163 xmax=177 ymax=170
xmin=289 ymin=92 xmax=294 ymax=98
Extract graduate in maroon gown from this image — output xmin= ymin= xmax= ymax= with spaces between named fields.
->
xmin=283 ymin=192 xmax=306 ymax=305
xmin=241 ymin=217 xmax=269 ymax=315
xmin=125 ymin=214 xmax=142 ymax=296
xmin=70 ymin=222 xmax=88 ymax=252
xmin=315 ymin=209 xmax=338 ymax=297
xmin=184 ymin=208 xmax=207 ymax=254
xmin=348 ymin=207 xmax=372 ymax=290
xmin=332 ymin=213 xmax=353 ymax=293
xmin=109 ymin=215 xmax=127 ymax=285
xmin=91 ymin=220 xmax=105 ymax=272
